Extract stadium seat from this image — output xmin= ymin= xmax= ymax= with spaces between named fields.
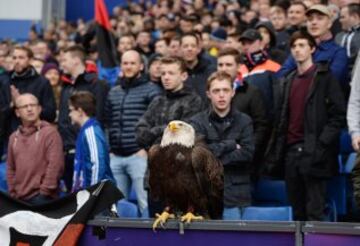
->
xmin=252 ymin=179 xmax=289 ymax=206
xmin=242 ymin=206 xmax=293 ymax=221
xmin=344 ymin=152 xmax=357 ymax=174
xmin=339 ymin=129 xmax=354 ymax=154
xmin=327 ymin=176 xmax=347 ymax=216
xmin=0 ymin=162 xmax=7 ymax=192
xmin=117 ymin=199 xmax=139 ymax=218
xmin=338 ymin=130 xmax=355 ymax=173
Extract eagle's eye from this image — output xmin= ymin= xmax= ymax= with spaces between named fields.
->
xmin=179 ymin=122 xmax=183 ymax=126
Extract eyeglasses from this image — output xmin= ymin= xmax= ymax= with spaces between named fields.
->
xmin=16 ymin=103 xmax=39 ymax=110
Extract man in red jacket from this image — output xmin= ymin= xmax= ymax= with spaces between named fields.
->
xmin=7 ymin=93 xmax=64 ymax=205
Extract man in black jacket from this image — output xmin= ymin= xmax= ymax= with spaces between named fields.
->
xmin=0 ymin=46 xmax=56 ymax=153
xmin=58 ymin=45 xmax=109 ymax=191
xmin=190 ymin=71 xmax=255 ymax=220
xmin=217 ymin=48 xmax=268 ymax=179
xmin=266 ymin=31 xmax=346 ymax=221
xmin=180 ymin=33 xmax=216 ymax=103
xmin=136 ymin=56 xmax=203 ymax=217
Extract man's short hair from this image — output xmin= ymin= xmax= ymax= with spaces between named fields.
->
xmin=218 ymin=48 xmax=242 ymax=65
xmin=271 ymin=5 xmax=287 ymax=15
xmin=64 ymin=45 xmax=86 ymax=64
xmin=155 ymin=38 xmax=171 ymax=46
xmin=160 ymin=56 xmax=187 ymax=73
xmin=180 ymin=32 xmax=200 ymax=45
xmin=119 ymin=33 xmax=135 ymax=43
xmin=289 ymin=1 xmax=307 ymax=11
xmin=69 ymin=91 xmax=96 ymax=117
xmin=206 ymin=71 xmax=233 ymax=91
xmin=347 ymin=3 xmax=360 ymax=17
xmin=289 ymin=30 xmax=317 ymax=49
xmin=14 ymin=45 xmax=34 ymax=59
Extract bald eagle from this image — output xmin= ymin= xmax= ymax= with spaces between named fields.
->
xmin=148 ymin=120 xmax=224 ymax=230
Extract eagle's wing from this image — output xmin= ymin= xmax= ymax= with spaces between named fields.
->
xmin=191 ymin=141 xmax=224 ymax=219
xmin=148 ymin=144 xmax=164 ymax=200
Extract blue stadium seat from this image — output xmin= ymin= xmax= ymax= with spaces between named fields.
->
xmin=327 ymin=176 xmax=347 ymax=216
xmin=242 ymin=206 xmax=293 ymax=221
xmin=117 ymin=199 xmax=139 ymax=218
xmin=252 ymin=179 xmax=289 ymax=206
xmin=339 ymin=129 xmax=353 ymax=154
xmin=338 ymin=130 xmax=355 ymax=173
xmin=0 ymin=162 xmax=7 ymax=192
xmin=344 ymin=152 xmax=357 ymax=173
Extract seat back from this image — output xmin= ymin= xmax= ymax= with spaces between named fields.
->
xmin=253 ymin=179 xmax=289 ymax=206
xmin=117 ymin=199 xmax=139 ymax=218
xmin=242 ymin=206 xmax=293 ymax=221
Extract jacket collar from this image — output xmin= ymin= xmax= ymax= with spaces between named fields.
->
xmin=118 ymin=73 xmax=148 ymax=89
xmin=11 ymin=66 xmax=37 ymax=80
xmin=165 ymin=86 xmax=191 ymax=99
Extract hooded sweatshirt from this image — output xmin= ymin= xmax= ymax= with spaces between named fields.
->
xmin=7 ymin=121 xmax=64 ymax=200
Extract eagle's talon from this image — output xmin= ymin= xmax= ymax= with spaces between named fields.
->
xmin=152 ymin=211 xmax=175 ymax=231
xmin=180 ymin=212 xmax=204 ymax=224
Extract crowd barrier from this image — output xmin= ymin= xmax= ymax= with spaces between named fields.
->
xmin=78 ymin=218 xmax=360 ymax=246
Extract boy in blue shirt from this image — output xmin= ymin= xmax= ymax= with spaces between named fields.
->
xmin=69 ymin=91 xmax=115 ymax=192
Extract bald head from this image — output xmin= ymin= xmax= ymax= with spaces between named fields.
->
xmin=121 ymin=50 xmax=142 ymax=63
xmin=15 ymin=93 xmax=39 ymax=108
xmin=121 ymin=50 xmax=144 ymax=78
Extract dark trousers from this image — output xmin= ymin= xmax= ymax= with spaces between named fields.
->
xmin=285 ymin=144 xmax=327 ymax=221
xmin=24 ymin=194 xmax=53 ymax=205
xmin=63 ymin=152 xmax=75 ymax=193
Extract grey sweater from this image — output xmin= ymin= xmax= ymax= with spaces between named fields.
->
xmin=347 ymin=51 xmax=360 ymax=138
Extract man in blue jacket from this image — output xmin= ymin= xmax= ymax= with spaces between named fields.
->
xmin=278 ymin=5 xmax=349 ymax=92
xmin=104 ymin=50 xmax=162 ymax=216
xmin=69 ymin=91 xmax=115 ymax=192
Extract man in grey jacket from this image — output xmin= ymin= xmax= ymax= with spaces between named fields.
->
xmin=348 ymin=51 xmax=360 ymax=207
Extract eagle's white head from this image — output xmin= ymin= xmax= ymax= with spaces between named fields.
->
xmin=160 ymin=120 xmax=195 ymax=148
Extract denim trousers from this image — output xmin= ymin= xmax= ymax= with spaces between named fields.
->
xmin=110 ymin=153 xmax=148 ymax=215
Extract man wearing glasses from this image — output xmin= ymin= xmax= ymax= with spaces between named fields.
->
xmin=6 ymin=93 xmax=64 ymax=205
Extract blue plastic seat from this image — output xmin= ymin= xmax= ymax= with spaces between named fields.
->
xmin=242 ymin=206 xmax=293 ymax=221
xmin=327 ymin=176 xmax=347 ymax=216
xmin=253 ymin=179 xmax=289 ymax=206
xmin=0 ymin=162 xmax=7 ymax=192
xmin=344 ymin=152 xmax=357 ymax=173
xmin=338 ymin=130 xmax=355 ymax=173
xmin=117 ymin=199 xmax=139 ymax=218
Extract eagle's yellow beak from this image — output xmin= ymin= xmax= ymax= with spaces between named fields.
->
xmin=169 ymin=122 xmax=178 ymax=132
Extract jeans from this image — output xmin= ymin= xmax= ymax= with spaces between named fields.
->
xmin=110 ymin=153 xmax=148 ymax=215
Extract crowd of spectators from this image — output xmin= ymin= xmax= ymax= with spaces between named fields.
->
xmin=0 ymin=0 xmax=360 ymax=221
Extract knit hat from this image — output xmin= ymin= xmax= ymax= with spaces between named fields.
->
xmin=41 ymin=63 xmax=60 ymax=76
xmin=210 ymin=28 xmax=227 ymax=42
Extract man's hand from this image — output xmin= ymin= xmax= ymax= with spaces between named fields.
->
xmin=10 ymin=85 xmax=20 ymax=104
xmin=352 ymin=136 xmax=360 ymax=152
xmin=135 ymin=149 xmax=147 ymax=158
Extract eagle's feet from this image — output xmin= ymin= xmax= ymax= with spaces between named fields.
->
xmin=180 ymin=212 xmax=204 ymax=224
xmin=152 ymin=211 xmax=175 ymax=231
